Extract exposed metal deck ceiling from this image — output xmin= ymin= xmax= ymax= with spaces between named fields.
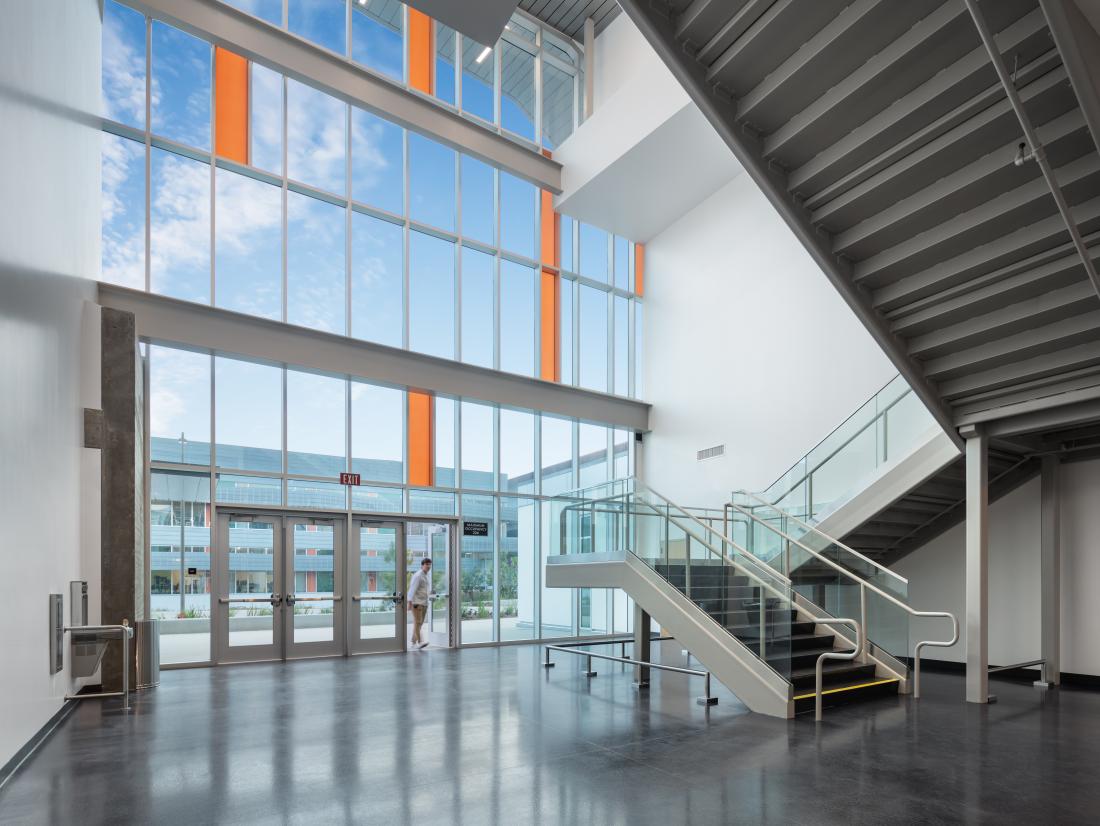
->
xmin=619 ymin=0 xmax=1100 ymax=444
xmin=518 ymin=0 xmax=621 ymax=39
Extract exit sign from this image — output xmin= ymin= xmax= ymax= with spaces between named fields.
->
xmin=340 ymin=472 xmax=361 ymax=486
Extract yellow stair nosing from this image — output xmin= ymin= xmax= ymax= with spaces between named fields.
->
xmin=792 ymin=677 xmax=900 ymax=701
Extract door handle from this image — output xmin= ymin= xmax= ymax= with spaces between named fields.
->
xmin=391 ymin=593 xmax=404 ymax=604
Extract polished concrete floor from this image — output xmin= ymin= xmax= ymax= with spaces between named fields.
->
xmin=1 ymin=642 xmax=1096 ymax=825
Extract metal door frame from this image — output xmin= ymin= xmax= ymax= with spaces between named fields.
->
xmin=214 ymin=511 xmax=346 ymax=663
xmin=214 ymin=511 xmax=285 ymax=664
xmin=284 ymin=515 xmax=345 ymax=660
xmin=348 ymin=519 xmax=407 ymax=655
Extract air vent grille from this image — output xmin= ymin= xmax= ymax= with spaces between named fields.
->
xmin=697 ymin=445 xmax=725 ymax=461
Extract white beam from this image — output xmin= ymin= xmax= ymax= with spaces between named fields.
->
xmin=124 ymin=0 xmax=562 ymax=193
xmin=98 ymin=284 xmax=649 ymax=431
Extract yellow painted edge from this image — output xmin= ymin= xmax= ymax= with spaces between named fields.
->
xmin=793 ymin=677 xmax=899 ymax=701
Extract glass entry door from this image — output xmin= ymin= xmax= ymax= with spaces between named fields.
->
xmin=349 ymin=521 xmax=405 ymax=654
xmin=285 ymin=517 xmax=343 ymax=659
xmin=215 ymin=512 xmax=344 ymax=663
xmin=406 ymin=521 xmax=453 ymax=647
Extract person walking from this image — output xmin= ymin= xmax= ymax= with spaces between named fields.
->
xmin=407 ymin=557 xmax=432 ymax=650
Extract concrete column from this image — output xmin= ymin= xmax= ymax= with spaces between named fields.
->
xmin=100 ymin=307 xmax=144 ymax=691
xmin=963 ymin=426 xmax=989 ymax=703
xmin=633 ymin=603 xmax=651 ymax=687
xmin=1039 ymin=454 xmax=1061 ymax=686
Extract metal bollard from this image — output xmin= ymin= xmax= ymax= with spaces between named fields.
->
xmin=543 ymin=647 xmax=555 ymax=668
xmin=584 ymin=653 xmax=597 ymax=677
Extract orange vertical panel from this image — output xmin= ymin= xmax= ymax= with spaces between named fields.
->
xmin=634 ymin=243 xmax=645 ymax=296
xmin=540 ymin=268 xmax=560 ymax=382
xmin=408 ymin=9 xmax=434 ymax=95
xmin=408 ymin=390 xmax=434 ymax=487
xmin=540 ymin=190 xmax=559 ymax=268
xmin=214 ymin=47 xmax=249 ymax=164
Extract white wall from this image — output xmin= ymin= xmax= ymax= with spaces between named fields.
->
xmin=639 ymin=174 xmax=898 ymax=507
xmin=896 ymin=458 xmax=1100 ymax=677
xmin=0 ymin=0 xmax=101 ymax=768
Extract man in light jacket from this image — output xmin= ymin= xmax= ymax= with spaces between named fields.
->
xmin=407 ymin=557 xmax=432 ymax=649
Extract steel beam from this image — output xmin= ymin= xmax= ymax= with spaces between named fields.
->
xmin=963 ymin=426 xmax=990 ymax=703
xmin=697 ymin=0 xmax=788 ymax=69
xmin=124 ymin=0 xmax=562 ymax=193
xmin=964 ymin=0 xmax=1100 ymax=302
xmin=1039 ymin=454 xmax=1061 ymax=686
xmin=833 ymin=109 xmax=1088 ymax=256
xmin=797 ymin=13 xmax=1056 ymax=202
xmin=889 ymin=237 xmax=1100 ymax=336
xmin=762 ymin=2 xmax=967 ymax=161
xmin=1040 ymin=0 xmax=1100 ymax=159
xmin=616 ymin=0 xmax=964 ymax=451
xmin=922 ymin=310 xmax=1100 ymax=380
xmin=872 ymin=197 xmax=1100 ymax=311
xmin=98 ymin=284 xmax=650 ymax=431
xmin=853 ymin=153 xmax=1100 ymax=286
xmin=960 ymin=389 xmax=1100 ymax=438
xmin=736 ymin=0 xmax=883 ymax=124
xmin=939 ymin=338 xmax=1100 ymax=401
xmin=907 ymin=281 xmax=1097 ymax=359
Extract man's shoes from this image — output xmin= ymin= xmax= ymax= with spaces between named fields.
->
xmin=418 ymin=642 xmax=429 ymax=649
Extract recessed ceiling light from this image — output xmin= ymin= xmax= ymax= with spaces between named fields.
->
xmin=476 ymin=46 xmax=491 ymax=63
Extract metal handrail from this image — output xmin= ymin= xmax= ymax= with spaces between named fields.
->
xmin=731 ymin=488 xmax=907 ymax=585
xmin=557 ymin=496 xmax=794 ymax=613
xmin=556 ymin=481 xmax=792 ymax=589
xmin=543 ymin=644 xmax=718 ymax=706
xmin=812 ymin=618 xmax=861 ymax=722
xmin=64 ymin=623 xmax=134 ymax=712
xmin=758 ymin=376 xmax=914 ymax=505
xmin=726 ymin=495 xmax=957 ymax=699
xmin=913 ymin=612 xmax=960 ymax=699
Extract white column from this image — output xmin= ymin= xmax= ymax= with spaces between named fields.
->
xmin=583 ymin=17 xmax=595 ymax=118
xmin=1039 ymin=454 xmax=1061 ymax=686
xmin=963 ymin=426 xmax=989 ymax=703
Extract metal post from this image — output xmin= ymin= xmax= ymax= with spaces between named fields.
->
xmin=1038 ymin=454 xmax=1061 ymax=688
xmin=543 ymin=646 xmax=554 ymax=668
xmin=758 ymin=591 xmax=766 ymax=660
xmin=697 ymin=671 xmax=717 ymax=706
xmin=122 ymin=622 xmax=131 ymax=712
xmin=859 ymin=583 xmax=868 ymax=664
xmin=584 ymin=653 xmax=597 ymax=677
xmin=633 ymin=603 xmax=651 ymax=688
xmin=963 ymin=426 xmax=990 ymax=704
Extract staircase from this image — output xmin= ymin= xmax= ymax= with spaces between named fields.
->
xmin=659 ymin=561 xmax=893 ymax=713
xmin=545 ymin=479 xmax=931 ymax=718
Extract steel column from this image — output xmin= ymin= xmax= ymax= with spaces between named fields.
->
xmin=963 ymin=426 xmax=990 ymax=703
xmin=633 ymin=603 xmax=651 ymax=687
xmin=1039 ymin=454 xmax=1061 ymax=687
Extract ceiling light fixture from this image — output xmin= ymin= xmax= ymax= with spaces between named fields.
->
xmin=476 ymin=46 xmax=491 ymax=64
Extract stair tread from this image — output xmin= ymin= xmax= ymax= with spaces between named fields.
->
xmin=789 ymin=662 xmax=876 ymax=680
xmin=792 ymin=676 xmax=900 ymax=701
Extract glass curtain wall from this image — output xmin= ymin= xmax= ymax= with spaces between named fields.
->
xmin=100 ymin=0 xmax=644 ymax=400
xmin=147 ymin=343 xmax=636 ymax=659
xmin=218 ymin=0 xmax=582 ymax=152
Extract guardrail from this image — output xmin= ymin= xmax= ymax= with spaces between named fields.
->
xmin=543 ymin=642 xmax=718 ymax=706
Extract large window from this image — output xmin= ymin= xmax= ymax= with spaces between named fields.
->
xmin=215 ymin=169 xmax=282 ymax=320
xmin=287 ymin=191 xmax=346 ymax=334
xmin=147 ymin=342 xmax=638 ymax=659
xmin=214 ymin=356 xmax=282 ymax=473
xmin=499 ymin=261 xmax=535 ymax=377
xmin=461 ymin=247 xmax=494 ymax=369
xmin=101 ymin=11 xmax=643 ymax=400
xmin=409 ymin=231 xmax=455 ymax=359
xmin=351 ymin=213 xmax=403 ymax=347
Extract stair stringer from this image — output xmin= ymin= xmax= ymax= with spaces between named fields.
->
xmin=545 ymin=551 xmax=794 ymax=718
